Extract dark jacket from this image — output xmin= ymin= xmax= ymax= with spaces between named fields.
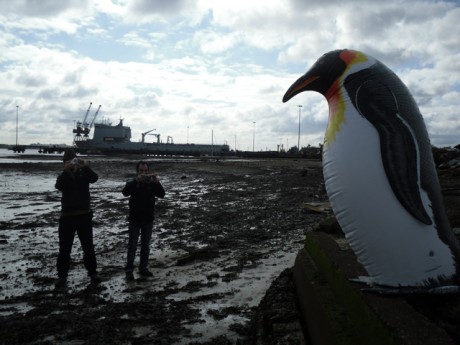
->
xmin=55 ymin=166 xmax=98 ymax=214
xmin=122 ymin=178 xmax=165 ymax=224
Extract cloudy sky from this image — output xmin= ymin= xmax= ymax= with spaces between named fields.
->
xmin=1 ymin=0 xmax=459 ymax=151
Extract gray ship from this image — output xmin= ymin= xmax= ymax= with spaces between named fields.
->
xmin=73 ymin=104 xmax=229 ymax=156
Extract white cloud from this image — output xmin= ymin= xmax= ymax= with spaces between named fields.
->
xmin=128 ymin=0 xmax=191 ymax=16
xmin=0 ymin=0 xmax=459 ymax=150
xmin=193 ymin=30 xmax=240 ymax=54
xmin=0 ymin=0 xmax=91 ymax=17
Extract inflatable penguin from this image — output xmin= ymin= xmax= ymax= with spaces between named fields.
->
xmin=283 ymin=49 xmax=460 ymax=292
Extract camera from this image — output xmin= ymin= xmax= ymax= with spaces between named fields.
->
xmin=65 ymin=158 xmax=84 ymax=174
xmin=138 ymin=173 xmax=157 ymax=184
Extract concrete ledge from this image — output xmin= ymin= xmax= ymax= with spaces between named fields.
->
xmin=293 ymin=232 xmax=454 ymax=345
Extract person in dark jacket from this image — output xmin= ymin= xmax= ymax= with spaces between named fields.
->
xmin=122 ymin=161 xmax=165 ymax=280
xmin=54 ymin=149 xmax=99 ymax=288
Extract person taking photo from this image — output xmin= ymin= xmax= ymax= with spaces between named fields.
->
xmin=122 ymin=161 xmax=165 ymax=280
xmin=55 ymin=149 xmax=100 ymax=288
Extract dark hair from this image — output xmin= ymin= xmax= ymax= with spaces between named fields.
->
xmin=63 ymin=149 xmax=76 ymax=162
xmin=136 ymin=161 xmax=149 ymax=172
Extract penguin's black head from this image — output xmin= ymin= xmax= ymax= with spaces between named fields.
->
xmin=282 ymin=49 xmax=348 ymax=102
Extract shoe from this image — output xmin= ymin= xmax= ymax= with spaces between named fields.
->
xmin=54 ymin=277 xmax=67 ymax=288
xmin=125 ymin=271 xmax=135 ymax=281
xmin=139 ymin=269 xmax=153 ymax=277
xmin=89 ymin=273 xmax=101 ymax=284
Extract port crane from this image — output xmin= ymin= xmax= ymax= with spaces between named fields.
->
xmin=73 ymin=102 xmax=101 ymax=143
xmin=88 ymin=105 xmax=101 ymax=134
xmin=73 ymin=103 xmax=92 ymax=141
xmin=141 ymin=129 xmax=156 ymax=143
xmin=81 ymin=102 xmax=92 ymax=129
xmin=151 ymin=133 xmax=161 ymax=143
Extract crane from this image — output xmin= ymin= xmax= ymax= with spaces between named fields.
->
xmin=73 ymin=102 xmax=92 ymax=142
xmin=84 ymin=105 xmax=101 ymax=137
xmin=151 ymin=134 xmax=161 ymax=143
xmin=89 ymin=105 xmax=101 ymax=129
xmin=81 ymin=102 xmax=92 ymax=128
xmin=141 ymin=129 xmax=156 ymax=143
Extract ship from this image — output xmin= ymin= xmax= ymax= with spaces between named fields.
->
xmin=72 ymin=104 xmax=229 ymax=156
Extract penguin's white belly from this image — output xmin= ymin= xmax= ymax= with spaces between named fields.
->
xmin=322 ymin=111 xmax=455 ymax=287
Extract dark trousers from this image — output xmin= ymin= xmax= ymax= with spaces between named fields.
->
xmin=57 ymin=213 xmax=97 ymax=278
xmin=126 ymin=221 xmax=153 ymax=272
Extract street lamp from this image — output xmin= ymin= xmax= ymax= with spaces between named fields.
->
xmin=16 ymin=105 xmax=19 ymax=146
xmin=297 ymin=105 xmax=302 ymax=151
xmin=252 ymin=122 xmax=256 ymax=152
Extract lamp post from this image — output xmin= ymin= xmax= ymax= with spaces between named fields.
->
xmin=297 ymin=105 xmax=302 ymax=152
xmin=16 ymin=105 xmax=19 ymax=146
xmin=252 ymin=121 xmax=256 ymax=152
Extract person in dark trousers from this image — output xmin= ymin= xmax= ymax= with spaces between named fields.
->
xmin=122 ymin=161 xmax=165 ymax=280
xmin=55 ymin=149 xmax=100 ymax=288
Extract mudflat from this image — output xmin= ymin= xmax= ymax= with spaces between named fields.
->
xmin=0 ymin=155 xmax=328 ymax=344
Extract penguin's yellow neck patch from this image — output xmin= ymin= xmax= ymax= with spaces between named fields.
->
xmin=325 ymin=81 xmax=345 ymax=145
xmin=324 ymin=50 xmax=368 ymax=146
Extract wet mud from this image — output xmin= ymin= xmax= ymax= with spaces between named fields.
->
xmin=0 ymin=156 xmax=327 ymax=344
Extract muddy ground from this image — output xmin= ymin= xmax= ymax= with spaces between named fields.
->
xmin=1 ymin=152 xmax=460 ymax=345
xmin=0 ymin=156 xmax=328 ymax=344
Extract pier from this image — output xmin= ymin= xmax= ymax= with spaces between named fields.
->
xmin=7 ymin=144 xmax=70 ymax=154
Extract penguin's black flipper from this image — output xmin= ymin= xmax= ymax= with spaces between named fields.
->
xmin=351 ymin=78 xmax=432 ymax=225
